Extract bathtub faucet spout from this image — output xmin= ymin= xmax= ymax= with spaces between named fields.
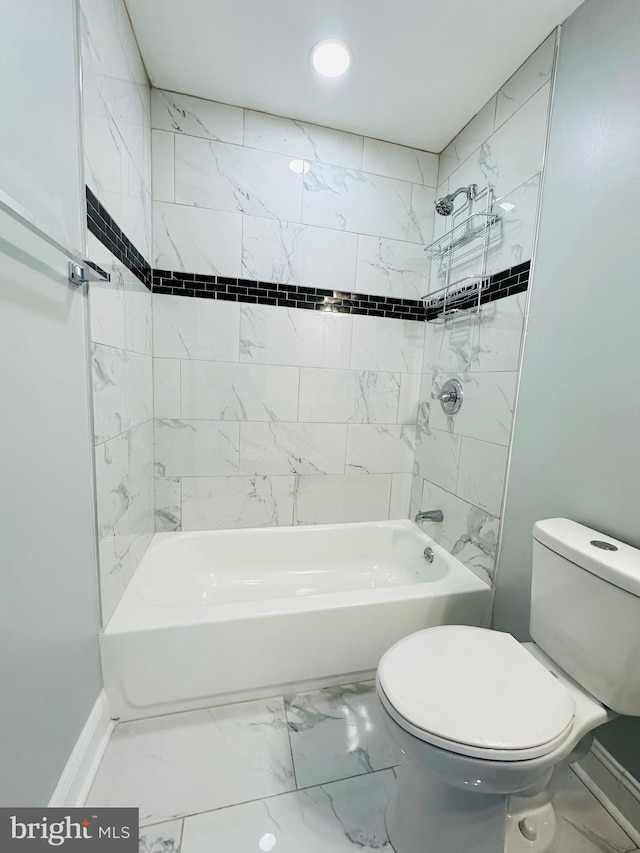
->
xmin=415 ymin=509 xmax=443 ymax=523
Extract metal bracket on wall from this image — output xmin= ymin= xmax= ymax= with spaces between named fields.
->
xmin=68 ymin=261 xmax=110 ymax=286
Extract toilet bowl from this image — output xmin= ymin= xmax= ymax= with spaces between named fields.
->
xmin=376 ymin=519 xmax=640 ymax=853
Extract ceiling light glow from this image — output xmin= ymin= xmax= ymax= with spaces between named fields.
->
xmin=289 ymin=159 xmax=310 ymax=174
xmin=498 ymin=202 xmax=516 ymax=212
xmin=311 ymin=40 xmax=352 ymax=78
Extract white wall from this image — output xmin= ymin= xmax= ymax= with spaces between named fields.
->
xmin=410 ymin=35 xmax=555 ymax=583
xmin=80 ymin=0 xmax=154 ymax=625
xmin=0 ymin=0 xmax=101 ymax=804
xmin=151 ymin=95 xmax=435 ymax=530
xmin=493 ymin=0 xmax=640 ymax=782
xmin=0 ymin=0 xmax=83 ymax=251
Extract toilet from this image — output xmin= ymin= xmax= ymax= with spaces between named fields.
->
xmin=376 ymin=518 xmax=640 ymax=853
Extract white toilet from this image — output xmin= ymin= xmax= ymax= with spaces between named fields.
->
xmin=376 ymin=518 xmax=640 ymax=853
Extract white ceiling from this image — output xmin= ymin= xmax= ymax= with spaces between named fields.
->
xmin=125 ymin=0 xmax=583 ymax=153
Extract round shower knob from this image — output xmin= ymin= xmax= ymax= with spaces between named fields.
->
xmin=437 ymin=379 xmax=463 ymax=415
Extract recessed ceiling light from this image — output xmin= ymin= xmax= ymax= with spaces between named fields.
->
xmin=289 ymin=159 xmax=310 ymax=174
xmin=310 ymin=40 xmax=352 ymax=78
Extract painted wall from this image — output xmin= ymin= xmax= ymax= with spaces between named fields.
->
xmin=80 ymin=0 xmax=155 ymax=624
xmin=0 ymin=0 xmax=102 ymax=805
xmin=150 ymin=94 xmax=436 ymax=530
xmin=493 ymin=0 xmax=640 ymax=779
xmin=410 ymin=35 xmax=555 ymax=583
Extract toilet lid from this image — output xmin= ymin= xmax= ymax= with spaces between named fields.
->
xmin=377 ymin=626 xmax=575 ymax=760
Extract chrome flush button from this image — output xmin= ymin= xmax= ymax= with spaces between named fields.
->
xmin=590 ymin=540 xmax=618 ymax=551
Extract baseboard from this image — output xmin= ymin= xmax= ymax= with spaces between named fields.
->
xmin=48 ymin=690 xmax=114 ymax=807
xmin=572 ymin=739 xmax=640 ymax=848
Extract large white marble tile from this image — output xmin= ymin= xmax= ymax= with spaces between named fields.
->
xmin=152 ymin=89 xmax=243 ymax=143
xmin=362 ymin=139 xmax=438 ymax=186
xmin=175 ymin=135 xmax=302 ymax=222
xmin=302 ymin=163 xmax=412 ymax=241
xmin=552 ymin=767 xmax=637 ymax=853
xmin=346 ymin=425 xmax=415 ymax=474
xmin=86 ymin=698 xmax=296 ymax=825
xmin=112 ymin=0 xmax=148 ymax=86
xmin=95 ymin=74 xmax=148 ymax=183
xmin=423 ymin=314 xmax=476 ymax=375
xmin=488 ymin=174 xmax=541 ymax=275
xmin=390 ymin=473 xmax=412 ymax=518
xmin=95 ymin=431 xmax=130 ymax=539
xmin=92 ymin=344 xmax=152 ymax=443
xmin=181 ymin=475 xmax=295 ymax=530
xmin=240 ymin=305 xmax=352 ymax=369
xmin=80 ymin=0 xmax=133 ymax=85
xmin=470 ymin=291 xmax=527 ymax=373
xmin=413 ymin=427 xmax=461 ymax=492
xmin=139 ymin=820 xmax=183 ymax=853
xmin=151 ymin=130 xmax=175 ymax=202
xmin=298 ymin=368 xmax=400 ymax=424
xmin=181 ymin=360 xmax=299 ymax=421
xmin=355 ymin=236 xmax=430 ymax=300
xmin=129 ymin=418 xmax=154 ymax=504
xmin=350 ymin=315 xmax=424 ymax=374
xmin=155 ymin=476 xmax=182 ymax=532
xmin=457 ymin=437 xmax=508 ymax=517
xmin=418 ymin=480 xmax=499 ymax=584
xmin=154 ymin=358 xmax=181 ymax=419
xmin=110 ymin=496 xmax=155 ymax=590
xmin=408 ymin=184 xmax=437 ymax=245
xmin=397 ymin=373 xmax=421 ymax=424
xmin=180 ymin=769 xmax=395 ymax=853
xmin=98 ymin=531 xmax=126 ymax=627
xmin=244 ymin=111 xmax=363 ymax=170
xmin=294 ymin=474 xmax=392 ymax=525
xmin=239 ymin=423 xmax=347 ymax=475
xmin=124 ymin=280 xmax=152 ymax=357
xmin=89 ymin=272 xmax=126 ymax=350
xmin=242 ymin=216 xmax=357 ymax=290
xmin=153 ymin=294 xmax=240 ymax=361
xmin=153 ymin=201 xmax=242 ymax=277
xmin=84 ymin=102 xmax=126 ymax=205
xmin=438 ymin=97 xmax=497 ymax=185
xmin=495 ymin=33 xmax=555 ymax=130
xmin=154 ymin=419 xmax=239 ymax=477
xmin=284 ymin=682 xmax=402 ymax=789
xmin=449 ymin=83 xmax=551 ymax=202
xmin=429 ymin=371 xmax=518 ymax=446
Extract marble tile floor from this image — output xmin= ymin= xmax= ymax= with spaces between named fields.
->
xmin=86 ymin=680 xmax=639 ymax=853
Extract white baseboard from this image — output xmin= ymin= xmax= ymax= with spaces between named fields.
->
xmin=48 ymin=690 xmax=114 ymax=807
xmin=573 ymin=739 xmax=640 ymax=848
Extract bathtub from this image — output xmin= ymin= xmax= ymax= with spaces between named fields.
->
xmin=102 ymin=520 xmax=492 ymax=720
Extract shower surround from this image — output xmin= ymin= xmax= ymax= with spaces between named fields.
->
xmin=411 ymin=33 xmax=556 ymax=584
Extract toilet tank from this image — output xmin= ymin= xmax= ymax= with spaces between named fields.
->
xmin=530 ymin=518 xmax=640 ymax=716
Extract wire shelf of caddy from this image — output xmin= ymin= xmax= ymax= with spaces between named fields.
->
xmin=422 ymin=276 xmax=491 ymax=324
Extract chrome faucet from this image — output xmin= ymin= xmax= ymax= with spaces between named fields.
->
xmin=415 ymin=509 xmax=444 ymax=523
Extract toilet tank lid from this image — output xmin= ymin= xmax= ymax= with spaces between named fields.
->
xmin=534 ymin=518 xmax=640 ymax=598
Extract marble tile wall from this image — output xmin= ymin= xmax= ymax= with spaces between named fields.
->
xmin=151 ymin=95 xmax=434 ymax=530
xmin=411 ymin=33 xmax=556 ymax=584
xmin=80 ymin=0 xmax=154 ymax=624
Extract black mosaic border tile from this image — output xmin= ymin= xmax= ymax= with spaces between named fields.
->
xmin=152 ymin=270 xmax=427 ymax=321
xmin=423 ymin=261 xmax=530 ymax=321
xmin=86 ymin=187 xmax=151 ymax=289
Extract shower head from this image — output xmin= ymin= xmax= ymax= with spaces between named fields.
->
xmin=434 ymin=184 xmax=478 ymax=216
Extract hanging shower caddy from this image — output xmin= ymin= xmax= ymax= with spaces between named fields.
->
xmin=421 ymin=186 xmax=501 ymax=324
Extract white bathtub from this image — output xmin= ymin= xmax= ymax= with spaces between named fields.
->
xmin=102 ymin=520 xmax=492 ymax=720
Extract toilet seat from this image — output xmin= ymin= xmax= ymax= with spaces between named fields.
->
xmin=377 ymin=625 xmax=576 ymax=762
